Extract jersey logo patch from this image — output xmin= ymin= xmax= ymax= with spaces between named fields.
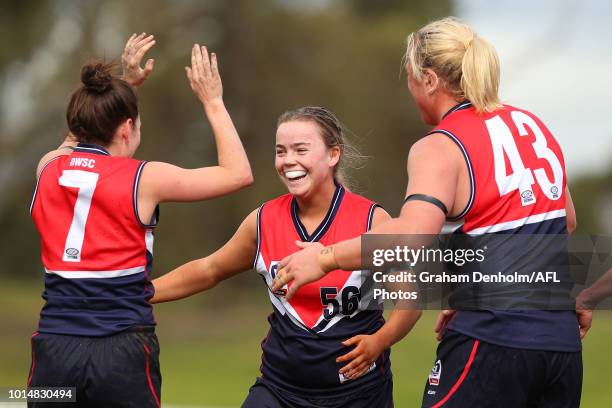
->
xmin=429 ymin=360 xmax=442 ymax=386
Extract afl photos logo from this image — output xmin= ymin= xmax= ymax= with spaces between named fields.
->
xmin=428 ymin=360 xmax=442 ymax=386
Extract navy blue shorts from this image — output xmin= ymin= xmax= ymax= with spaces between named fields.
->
xmin=421 ymin=330 xmax=582 ymax=408
xmin=27 ymin=327 xmax=161 ymax=408
xmin=242 ymin=378 xmax=393 ymax=408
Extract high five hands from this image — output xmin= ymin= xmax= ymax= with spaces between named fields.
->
xmin=122 ymin=32 xmax=156 ymax=87
xmin=185 ymin=44 xmax=223 ymax=106
xmin=121 ymin=34 xmax=223 ymax=107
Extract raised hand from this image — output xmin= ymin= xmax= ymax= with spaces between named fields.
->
xmin=185 ymin=44 xmax=222 ymax=106
xmin=121 ymin=33 xmax=156 ymax=87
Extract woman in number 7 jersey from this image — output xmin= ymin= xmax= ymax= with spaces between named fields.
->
xmin=28 ymin=34 xmax=252 ymax=408
xmin=274 ymin=17 xmax=585 ymax=407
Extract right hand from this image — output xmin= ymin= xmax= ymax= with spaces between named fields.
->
xmin=434 ymin=309 xmax=456 ymax=341
xmin=185 ymin=44 xmax=223 ymax=106
xmin=121 ymin=32 xmax=156 ymax=87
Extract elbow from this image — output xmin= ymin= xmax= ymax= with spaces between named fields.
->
xmin=235 ymin=168 xmax=254 ymax=189
xmin=242 ymin=170 xmax=254 ymax=187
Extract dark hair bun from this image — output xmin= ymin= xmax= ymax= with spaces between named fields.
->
xmin=81 ymin=62 xmax=114 ymax=94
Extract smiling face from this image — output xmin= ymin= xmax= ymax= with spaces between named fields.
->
xmin=275 ymin=119 xmax=340 ymax=199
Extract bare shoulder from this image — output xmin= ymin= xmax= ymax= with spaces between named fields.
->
xmin=408 ymin=133 xmax=463 ymax=164
xmin=371 ymin=206 xmax=392 ymax=228
xmin=241 ymin=207 xmax=259 ymax=235
xmin=36 ymin=149 xmax=71 ymax=177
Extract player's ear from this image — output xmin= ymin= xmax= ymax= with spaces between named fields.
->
xmin=121 ymin=119 xmax=133 ymax=145
xmin=423 ymin=69 xmax=439 ymax=95
xmin=328 ymin=145 xmax=341 ymax=168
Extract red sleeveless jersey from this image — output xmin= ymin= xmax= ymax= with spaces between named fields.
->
xmin=435 ymin=102 xmax=567 ymax=235
xmin=255 ymin=186 xmax=378 ymax=331
xmin=253 ymin=185 xmax=391 ymax=391
xmin=434 ymin=102 xmax=579 ymax=352
xmin=30 ymin=143 xmax=157 ymax=336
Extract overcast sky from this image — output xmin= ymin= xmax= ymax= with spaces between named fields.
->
xmin=456 ymin=0 xmax=612 ymax=178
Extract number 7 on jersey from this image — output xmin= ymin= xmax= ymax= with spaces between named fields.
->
xmin=58 ymin=170 xmax=99 ymax=262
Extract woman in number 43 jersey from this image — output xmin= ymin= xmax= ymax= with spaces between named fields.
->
xmin=28 ymin=35 xmax=252 ymax=407
xmin=275 ymin=18 xmax=587 ymax=407
xmin=151 ymin=106 xmax=421 ymax=408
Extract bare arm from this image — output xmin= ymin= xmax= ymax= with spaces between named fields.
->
xmin=336 ymin=207 xmax=422 ymax=379
xmin=274 ymin=134 xmax=461 ymax=299
xmin=151 ymin=209 xmax=258 ymax=303
xmin=36 ymin=133 xmax=78 ymax=177
xmin=140 ymin=45 xmax=253 ymax=204
xmin=565 ymin=186 xmax=577 ymax=234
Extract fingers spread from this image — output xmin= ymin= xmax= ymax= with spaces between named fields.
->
xmin=125 ymin=33 xmax=137 ymax=48
xmin=285 ymin=283 xmax=298 ymax=301
xmin=210 ymin=52 xmax=219 ymax=77
xmin=277 ymin=255 xmax=291 ymax=270
xmin=200 ymin=45 xmax=211 ymax=76
xmin=135 ymin=34 xmax=155 ymax=49
xmin=191 ymin=44 xmax=200 ymax=79
xmin=144 ymin=59 xmax=155 ymax=74
xmin=339 ymin=356 xmax=364 ymax=374
xmin=185 ymin=66 xmax=193 ymax=85
xmin=336 ymin=348 xmax=358 ymax=363
xmin=341 ymin=335 xmax=362 ymax=347
xmin=135 ymin=40 xmax=156 ymax=61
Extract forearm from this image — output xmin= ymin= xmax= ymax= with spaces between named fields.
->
xmin=327 ymin=217 xmax=414 ymax=272
xmin=373 ymin=308 xmax=422 ymax=349
xmin=204 ymin=100 xmax=252 ymax=182
xmin=577 ymin=268 xmax=612 ymax=309
xmin=150 ymin=258 xmax=218 ymax=304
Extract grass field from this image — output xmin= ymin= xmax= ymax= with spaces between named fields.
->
xmin=1 ymin=277 xmax=611 ymax=407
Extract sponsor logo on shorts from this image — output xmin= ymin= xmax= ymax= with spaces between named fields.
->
xmin=339 ymin=362 xmax=376 ymax=384
xmin=428 ymin=360 xmax=442 ymax=386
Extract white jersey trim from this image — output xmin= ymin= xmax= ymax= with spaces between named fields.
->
xmin=45 ymin=266 xmax=145 ymax=279
xmin=465 ymin=209 xmax=566 ymax=235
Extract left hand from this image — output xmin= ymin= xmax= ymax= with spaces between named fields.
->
xmin=122 ymin=32 xmax=156 ymax=87
xmin=575 ymin=292 xmax=593 ymax=339
xmin=271 ymin=241 xmax=325 ymax=300
xmin=336 ymin=334 xmax=384 ymax=380
xmin=576 ymin=309 xmax=593 ymax=339
xmin=434 ymin=309 xmax=456 ymax=341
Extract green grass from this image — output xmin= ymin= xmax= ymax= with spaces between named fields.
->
xmin=2 ymin=278 xmax=612 ymax=407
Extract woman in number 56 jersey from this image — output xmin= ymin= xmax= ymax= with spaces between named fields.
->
xmin=151 ymin=106 xmax=422 ymax=408
xmin=28 ymin=34 xmax=252 ymax=407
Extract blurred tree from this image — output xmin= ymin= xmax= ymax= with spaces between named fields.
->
xmin=571 ymin=165 xmax=612 ymax=234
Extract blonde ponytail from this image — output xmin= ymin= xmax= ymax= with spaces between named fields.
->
xmin=405 ymin=17 xmax=502 ymax=113
xmin=461 ymin=36 xmax=502 ymax=112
